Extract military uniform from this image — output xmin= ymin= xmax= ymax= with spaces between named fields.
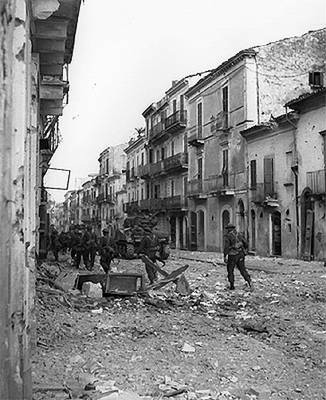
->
xmin=83 ymin=228 xmax=98 ymax=270
xmin=99 ymin=229 xmax=115 ymax=273
xmin=223 ymin=224 xmax=252 ymax=290
xmin=139 ymin=229 xmax=159 ymax=284
xmin=48 ymin=226 xmax=60 ymax=261
xmin=73 ymin=229 xmax=87 ymax=269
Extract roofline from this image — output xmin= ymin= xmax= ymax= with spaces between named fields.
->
xmin=185 ymin=49 xmax=256 ymax=98
xmin=165 ymin=79 xmax=188 ymax=97
xmin=142 ymin=103 xmax=156 ymax=117
xmin=240 ymin=112 xmax=298 ymax=140
xmin=285 ymin=87 xmax=326 ymax=110
xmin=124 ymin=135 xmax=146 ymax=154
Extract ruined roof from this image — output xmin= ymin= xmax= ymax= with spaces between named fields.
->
xmin=285 ymin=87 xmax=326 ymax=111
xmin=185 ymin=49 xmax=257 ymax=98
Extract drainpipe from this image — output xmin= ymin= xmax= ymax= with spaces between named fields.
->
xmin=285 ymin=107 xmax=299 ymax=258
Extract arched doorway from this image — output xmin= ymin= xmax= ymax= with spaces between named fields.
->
xmin=271 ymin=211 xmax=281 ymax=256
xmin=237 ymin=199 xmax=245 ymax=234
xmin=170 ymin=216 xmax=176 ymax=248
xmin=190 ymin=212 xmax=197 ymax=250
xmin=301 ymin=188 xmax=314 ymax=260
xmin=222 ymin=209 xmax=230 ymax=232
xmin=251 ymin=209 xmax=256 ymax=251
xmin=197 ymin=210 xmax=205 ymax=250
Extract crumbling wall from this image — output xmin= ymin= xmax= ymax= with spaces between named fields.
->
xmin=255 ymin=28 xmax=326 ymax=121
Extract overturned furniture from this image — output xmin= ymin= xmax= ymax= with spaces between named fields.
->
xmin=141 ymin=255 xmax=191 ymax=295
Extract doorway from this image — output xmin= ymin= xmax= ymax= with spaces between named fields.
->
xmin=170 ymin=216 xmax=176 ymax=248
xmin=237 ymin=199 xmax=245 ymax=234
xmin=190 ymin=212 xmax=197 ymax=250
xmin=271 ymin=211 xmax=281 ymax=256
xmin=251 ymin=209 xmax=256 ymax=251
xmin=197 ymin=210 xmax=205 ymax=250
xmin=301 ymin=189 xmax=314 ymax=260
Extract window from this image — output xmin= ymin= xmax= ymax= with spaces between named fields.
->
xmin=141 ymin=187 xmax=144 ymax=200
xmin=180 ymin=95 xmax=184 ymax=112
xmin=222 ymin=149 xmax=229 ymax=187
xmin=136 ymin=155 xmax=139 ymax=166
xmin=309 ymin=71 xmax=324 ymax=87
xmin=171 ymin=141 xmax=175 ymax=156
xmin=250 ymin=160 xmax=257 ymax=189
xmin=222 ymin=86 xmax=229 ymax=127
xmin=197 ymin=102 xmax=203 ymax=138
xmin=141 ymin=152 xmax=144 ymax=166
xmin=264 ymin=157 xmax=274 ymax=196
xmin=156 ymin=150 xmax=160 ymax=162
xmin=149 ymin=149 xmax=153 ymax=164
xmin=154 ymin=184 xmax=160 ymax=199
xmin=173 ymin=99 xmax=177 ymax=114
xmin=106 ymin=159 xmax=109 ymax=174
xmin=171 ymin=180 xmax=175 ymax=197
xmin=183 ymin=176 xmax=188 ymax=197
xmin=197 ymin=157 xmax=203 ymax=180
xmin=161 ymin=147 xmax=165 ymax=160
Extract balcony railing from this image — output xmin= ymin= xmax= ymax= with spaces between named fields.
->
xmin=97 ymin=193 xmax=115 ymax=204
xmin=307 ymin=169 xmax=326 ymax=194
xmin=204 ymin=173 xmax=236 ymax=194
xmin=250 ymin=183 xmax=278 ymax=204
xmin=188 ymin=127 xmax=204 ymax=147
xmin=162 ymin=195 xmax=188 ymax=209
xmin=139 ymin=198 xmax=163 ymax=211
xmin=188 ymin=179 xmax=203 ymax=196
xmin=165 ymin=110 xmax=187 ymax=132
xmin=163 ymin=152 xmax=188 ymax=171
xmin=150 ymin=121 xmax=165 ymax=140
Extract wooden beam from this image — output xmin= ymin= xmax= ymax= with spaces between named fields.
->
xmin=35 ymin=38 xmax=66 ymax=53
xmin=40 ymin=84 xmax=63 ymax=100
xmin=40 ymin=64 xmax=63 ymax=76
xmin=39 ymin=53 xmax=64 ymax=65
xmin=35 ymin=19 xmax=68 ymax=40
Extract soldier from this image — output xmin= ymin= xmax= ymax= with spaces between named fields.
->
xmin=138 ymin=226 xmax=159 ymax=284
xmin=83 ymin=225 xmax=98 ymax=270
xmin=73 ymin=228 xmax=87 ymax=269
xmin=98 ymin=228 xmax=115 ymax=273
xmin=48 ymin=225 xmax=60 ymax=262
xmin=223 ymin=223 xmax=253 ymax=290
xmin=69 ymin=225 xmax=78 ymax=262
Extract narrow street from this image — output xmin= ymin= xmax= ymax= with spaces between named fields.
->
xmin=33 ymin=253 xmax=326 ymax=400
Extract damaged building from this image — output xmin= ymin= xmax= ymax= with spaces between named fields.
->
xmin=185 ymin=28 xmax=326 ymax=252
xmin=0 ymin=0 xmax=81 ymax=397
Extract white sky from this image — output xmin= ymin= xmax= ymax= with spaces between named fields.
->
xmin=49 ymin=0 xmax=326 ymax=202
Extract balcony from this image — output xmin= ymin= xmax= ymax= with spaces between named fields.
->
xmin=165 ymin=110 xmax=187 ymax=133
xmin=307 ymin=169 xmax=326 ymax=195
xmin=188 ymin=179 xmax=204 ymax=197
xmin=250 ymin=183 xmax=278 ymax=206
xmin=97 ymin=193 xmax=115 ymax=204
xmin=188 ymin=127 xmax=204 ymax=147
xmin=150 ymin=121 xmax=165 ymax=142
xmin=139 ymin=198 xmax=163 ymax=211
xmin=162 ymin=195 xmax=188 ymax=210
xmin=204 ymin=174 xmax=236 ymax=196
xmin=138 ymin=164 xmax=151 ymax=178
xmin=163 ymin=152 xmax=188 ymax=172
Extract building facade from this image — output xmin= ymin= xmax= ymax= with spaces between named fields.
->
xmin=124 ymin=132 xmax=147 ymax=214
xmin=97 ymin=144 xmax=127 ymax=232
xmin=185 ymin=28 xmax=326 ymax=252
xmin=138 ymin=79 xmax=190 ymax=248
xmin=241 ymin=88 xmax=326 ymax=261
xmin=0 ymin=0 xmax=81 ymax=397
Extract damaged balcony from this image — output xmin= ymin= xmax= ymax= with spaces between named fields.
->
xmin=204 ymin=174 xmax=236 ymax=196
xmin=188 ymin=126 xmax=204 ymax=147
xmin=139 ymin=198 xmax=163 ymax=211
xmin=250 ymin=183 xmax=279 ymax=206
xmin=307 ymin=169 xmax=326 ymax=196
xmin=165 ymin=110 xmax=187 ymax=133
xmin=97 ymin=194 xmax=116 ymax=204
xmin=162 ymin=195 xmax=188 ymax=210
xmin=188 ymin=180 xmax=206 ymax=198
xmin=149 ymin=121 xmax=166 ymax=143
xmin=163 ymin=152 xmax=188 ymax=173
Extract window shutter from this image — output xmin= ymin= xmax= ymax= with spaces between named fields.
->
xmin=250 ymin=160 xmax=257 ymax=189
xmin=264 ymin=158 xmax=274 ymax=195
xmin=197 ymin=103 xmax=203 ymax=138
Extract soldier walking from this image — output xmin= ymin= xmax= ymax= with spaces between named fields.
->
xmin=84 ymin=225 xmax=98 ymax=270
xmin=48 ymin=224 xmax=60 ymax=262
xmin=223 ymin=223 xmax=253 ymax=290
xmin=98 ymin=228 xmax=115 ymax=273
xmin=139 ymin=227 xmax=159 ymax=284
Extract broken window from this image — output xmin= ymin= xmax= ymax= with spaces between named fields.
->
xmin=250 ymin=159 xmax=257 ymax=189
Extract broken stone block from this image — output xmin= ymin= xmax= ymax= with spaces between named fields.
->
xmin=82 ymin=282 xmax=103 ymax=298
xmin=181 ymin=343 xmax=195 ymax=353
